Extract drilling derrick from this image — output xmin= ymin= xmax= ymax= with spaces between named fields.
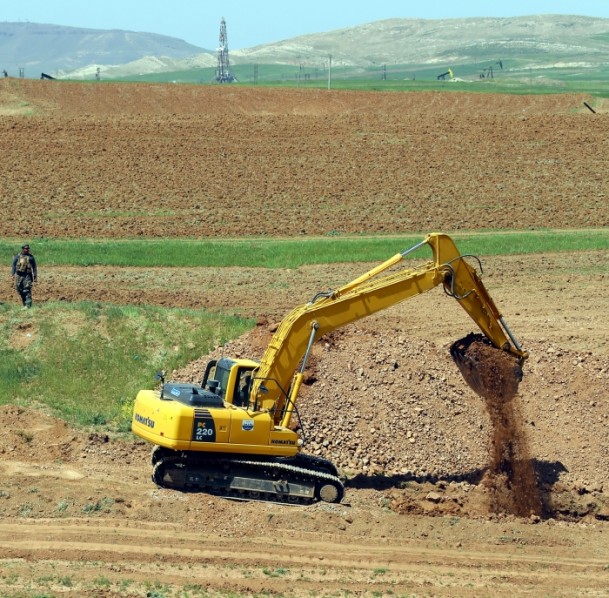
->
xmin=215 ymin=17 xmax=236 ymax=83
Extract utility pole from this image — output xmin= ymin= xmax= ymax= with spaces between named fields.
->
xmin=327 ymin=54 xmax=332 ymax=90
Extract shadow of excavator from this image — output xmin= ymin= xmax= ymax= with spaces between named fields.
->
xmin=345 ymin=459 xmax=568 ymax=518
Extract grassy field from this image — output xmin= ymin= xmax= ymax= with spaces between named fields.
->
xmin=109 ymin=62 xmax=609 ymax=97
xmin=2 ymin=229 xmax=608 ymax=269
xmin=0 ymin=301 xmax=253 ymax=430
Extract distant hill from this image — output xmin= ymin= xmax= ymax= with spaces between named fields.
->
xmin=233 ymin=15 xmax=609 ymax=68
xmin=1 ymin=15 xmax=609 ymax=80
xmin=0 ymin=22 xmax=213 ymax=78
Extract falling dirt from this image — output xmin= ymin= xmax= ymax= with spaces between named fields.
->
xmin=451 ymin=333 xmax=542 ymax=518
xmin=450 ymin=333 xmax=523 ymax=403
xmin=481 ymin=396 xmax=544 ymax=518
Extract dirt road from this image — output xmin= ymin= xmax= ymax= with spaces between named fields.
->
xmin=2 ymin=516 xmax=608 ymax=597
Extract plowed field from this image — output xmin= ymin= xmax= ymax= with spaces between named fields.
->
xmin=1 ymin=79 xmax=608 ymax=597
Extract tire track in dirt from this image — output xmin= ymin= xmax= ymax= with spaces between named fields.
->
xmin=2 ymin=521 xmax=609 ymax=597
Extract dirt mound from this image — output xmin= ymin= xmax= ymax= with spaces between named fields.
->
xmin=175 ymin=317 xmax=609 ymax=520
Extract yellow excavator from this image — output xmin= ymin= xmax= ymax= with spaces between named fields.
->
xmin=132 ymin=233 xmax=527 ymax=504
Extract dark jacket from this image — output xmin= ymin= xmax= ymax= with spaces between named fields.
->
xmin=11 ymin=252 xmax=37 ymax=280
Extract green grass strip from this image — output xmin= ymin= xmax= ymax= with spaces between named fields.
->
xmin=0 ymin=301 xmax=253 ymax=430
xmin=2 ymin=229 xmax=608 ymax=269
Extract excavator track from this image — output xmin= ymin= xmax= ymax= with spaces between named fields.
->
xmin=150 ymin=448 xmax=345 ymax=505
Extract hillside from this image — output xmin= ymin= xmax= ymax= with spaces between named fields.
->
xmin=2 ymin=15 xmax=609 ymax=80
xmin=233 ymin=14 xmax=609 ymax=69
xmin=0 ymin=21 xmax=212 ymax=78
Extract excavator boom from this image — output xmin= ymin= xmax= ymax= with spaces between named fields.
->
xmin=251 ymin=233 xmax=526 ymax=421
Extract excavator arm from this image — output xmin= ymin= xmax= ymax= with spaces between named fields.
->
xmin=250 ymin=233 xmax=527 ymax=424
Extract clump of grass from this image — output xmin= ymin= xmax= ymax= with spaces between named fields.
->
xmin=144 ymin=581 xmax=170 ymax=597
xmin=262 ymin=567 xmax=289 ymax=577
xmin=59 ymin=575 xmax=74 ymax=587
xmin=82 ymin=497 xmax=114 ymax=514
xmin=92 ymin=576 xmax=112 ymax=588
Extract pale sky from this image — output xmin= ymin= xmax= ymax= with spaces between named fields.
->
xmin=3 ymin=1 xmax=609 ymax=50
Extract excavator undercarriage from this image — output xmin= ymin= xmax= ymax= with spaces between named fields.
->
xmin=150 ymin=447 xmax=344 ymax=504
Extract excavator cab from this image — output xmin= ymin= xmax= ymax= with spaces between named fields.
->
xmin=235 ymin=371 xmax=253 ymax=407
xmin=201 ymin=357 xmax=259 ymax=408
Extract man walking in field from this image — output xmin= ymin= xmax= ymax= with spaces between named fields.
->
xmin=11 ymin=244 xmax=37 ymax=309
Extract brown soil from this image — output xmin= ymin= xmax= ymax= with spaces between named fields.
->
xmin=1 ymin=80 xmax=609 ymax=597
xmin=1 ymin=79 xmax=609 ymax=238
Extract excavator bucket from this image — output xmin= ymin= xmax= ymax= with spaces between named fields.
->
xmin=450 ymin=333 xmax=523 ymax=402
